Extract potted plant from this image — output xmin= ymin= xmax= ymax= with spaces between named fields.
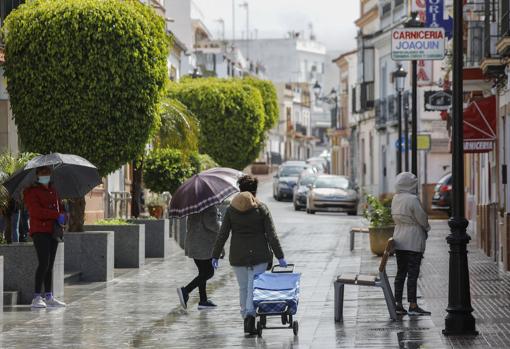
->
xmin=363 ymin=194 xmax=395 ymax=256
xmin=146 ymin=195 xmax=166 ymax=219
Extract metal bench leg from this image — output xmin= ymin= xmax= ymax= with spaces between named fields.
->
xmin=334 ymin=281 xmax=345 ymax=322
xmin=380 ymin=272 xmax=398 ymax=321
xmin=349 ymin=230 xmax=354 ymax=251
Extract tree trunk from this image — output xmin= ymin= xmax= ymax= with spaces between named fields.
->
xmin=69 ymin=197 xmax=86 ymax=232
xmin=131 ymin=159 xmax=143 ymax=218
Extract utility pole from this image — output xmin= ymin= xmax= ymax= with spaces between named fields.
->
xmin=443 ymin=0 xmax=477 ymax=336
xmin=239 ymin=1 xmax=249 ymax=60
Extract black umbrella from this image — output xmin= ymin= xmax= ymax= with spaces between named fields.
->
xmin=2 ymin=153 xmax=101 ymax=200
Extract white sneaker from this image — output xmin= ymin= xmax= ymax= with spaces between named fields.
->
xmin=31 ymin=296 xmax=47 ymax=309
xmin=45 ymin=297 xmax=66 ymax=307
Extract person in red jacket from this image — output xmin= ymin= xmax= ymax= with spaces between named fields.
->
xmin=24 ymin=166 xmax=66 ymax=309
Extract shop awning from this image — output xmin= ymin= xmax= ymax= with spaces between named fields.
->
xmin=463 ymin=95 xmax=496 ymax=153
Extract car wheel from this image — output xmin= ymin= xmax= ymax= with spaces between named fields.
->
xmin=348 ymin=211 xmax=357 ymax=216
xmin=307 ymin=209 xmax=315 ymax=215
xmin=276 ymin=193 xmax=283 ymax=201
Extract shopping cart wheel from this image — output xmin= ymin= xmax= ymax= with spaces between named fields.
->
xmin=257 ymin=321 xmax=263 ymax=337
xmin=260 ymin=315 xmax=267 ymax=328
xmin=292 ymin=321 xmax=299 ymax=336
xmin=281 ymin=314 xmax=287 ymax=325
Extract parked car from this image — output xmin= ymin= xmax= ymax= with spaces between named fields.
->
xmin=293 ymin=172 xmax=317 ymax=211
xmin=306 ymin=175 xmax=359 ymax=215
xmin=306 ymin=157 xmax=328 ymax=174
xmin=432 ymin=173 xmax=452 ymax=216
xmin=273 ymin=163 xmax=311 ymax=201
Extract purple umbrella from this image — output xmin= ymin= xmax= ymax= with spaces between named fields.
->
xmin=169 ymin=167 xmax=243 ymax=218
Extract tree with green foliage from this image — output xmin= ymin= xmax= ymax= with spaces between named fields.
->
xmin=156 ymin=98 xmax=200 ymax=151
xmin=143 ymin=148 xmax=195 ymax=194
xmin=169 ymin=79 xmax=265 ymax=170
xmin=242 ymin=77 xmax=279 ymax=131
xmin=3 ymin=0 xmax=169 ymax=230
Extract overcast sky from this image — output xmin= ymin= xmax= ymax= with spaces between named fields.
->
xmin=192 ymin=0 xmax=359 ymax=52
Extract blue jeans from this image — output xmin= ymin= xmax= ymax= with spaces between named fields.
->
xmin=232 ymin=263 xmax=267 ymax=319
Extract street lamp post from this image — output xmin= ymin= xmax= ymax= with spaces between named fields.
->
xmin=405 ymin=12 xmax=422 ymax=176
xmin=443 ymin=0 xmax=477 ymax=336
xmin=393 ymin=64 xmax=407 ymax=174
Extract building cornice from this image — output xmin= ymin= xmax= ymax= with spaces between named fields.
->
xmin=355 ymin=7 xmax=379 ymax=29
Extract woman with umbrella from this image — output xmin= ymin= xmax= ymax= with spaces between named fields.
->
xmin=3 ymin=153 xmax=102 ymax=309
xmin=170 ymin=168 xmax=242 ymax=311
xmin=24 ymin=166 xmax=67 ymax=308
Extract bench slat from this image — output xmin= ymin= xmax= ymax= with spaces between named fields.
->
xmin=337 ymin=273 xmax=358 ymax=283
xmin=356 ymin=274 xmax=378 ymax=286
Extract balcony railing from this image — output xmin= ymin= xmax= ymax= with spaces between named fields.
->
xmin=387 ymin=95 xmax=398 ymax=125
xmin=502 ymin=2 xmax=510 ymax=37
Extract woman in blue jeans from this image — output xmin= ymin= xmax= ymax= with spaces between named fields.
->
xmin=212 ymin=175 xmax=287 ymax=334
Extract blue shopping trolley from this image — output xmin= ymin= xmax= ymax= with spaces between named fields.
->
xmin=252 ymin=264 xmax=301 ymax=337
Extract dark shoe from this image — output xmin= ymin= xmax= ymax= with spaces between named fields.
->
xmin=176 ymin=287 xmax=189 ymax=310
xmin=395 ymin=304 xmax=407 ymax=316
xmin=244 ymin=317 xmax=250 ymax=333
xmin=408 ymin=306 xmax=431 ymax=316
xmin=246 ymin=315 xmax=256 ymax=334
xmin=198 ymin=300 xmax=217 ymax=310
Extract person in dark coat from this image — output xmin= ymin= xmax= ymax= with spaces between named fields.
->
xmin=176 ymin=205 xmax=219 ymax=310
xmin=24 ymin=166 xmax=67 ymax=309
xmin=212 ymin=175 xmax=287 ymax=334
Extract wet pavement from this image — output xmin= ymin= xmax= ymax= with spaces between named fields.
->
xmin=0 ymin=180 xmax=509 ymax=348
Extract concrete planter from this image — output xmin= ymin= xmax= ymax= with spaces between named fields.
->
xmin=0 ymin=256 xmax=3 ymax=309
xmin=128 ymin=219 xmax=170 ymax=258
xmin=171 ymin=217 xmax=187 ymax=249
xmin=65 ymin=231 xmax=114 ymax=282
xmin=0 ymin=242 xmax=64 ymax=304
xmin=85 ymin=224 xmax=145 ymax=268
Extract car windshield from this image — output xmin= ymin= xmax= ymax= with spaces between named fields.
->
xmin=299 ymin=176 xmax=316 ymax=186
xmin=314 ymin=176 xmax=350 ymax=189
xmin=280 ymin=166 xmax=305 ymax=177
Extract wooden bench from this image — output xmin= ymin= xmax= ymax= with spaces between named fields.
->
xmin=349 ymin=226 xmax=369 ymax=251
xmin=334 ymin=238 xmax=397 ymax=321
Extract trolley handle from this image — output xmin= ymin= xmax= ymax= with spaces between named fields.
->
xmin=271 ymin=264 xmax=295 ymax=273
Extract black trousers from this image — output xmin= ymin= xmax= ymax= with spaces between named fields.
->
xmin=184 ymin=259 xmax=214 ymax=302
xmin=394 ymin=250 xmax=423 ymax=304
xmin=32 ymin=233 xmax=59 ymax=294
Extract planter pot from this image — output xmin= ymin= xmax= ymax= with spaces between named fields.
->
xmin=85 ymin=224 xmax=145 ymax=268
xmin=148 ymin=206 xmax=164 ymax=219
xmin=0 ymin=242 xmax=64 ymax=304
xmin=128 ymin=219 xmax=170 ymax=258
xmin=251 ymin=162 xmax=269 ymax=175
xmin=368 ymin=226 xmax=395 ymax=256
xmin=65 ymin=231 xmax=114 ymax=282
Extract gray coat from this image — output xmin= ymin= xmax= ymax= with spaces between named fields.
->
xmin=185 ymin=206 xmax=219 ymax=260
xmin=391 ymin=172 xmax=430 ymax=253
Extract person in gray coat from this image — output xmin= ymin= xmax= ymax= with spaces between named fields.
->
xmin=176 ymin=205 xmax=219 ymax=310
xmin=391 ymin=172 xmax=431 ymax=316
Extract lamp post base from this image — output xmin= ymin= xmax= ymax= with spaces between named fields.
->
xmin=443 ymin=217 xmax=478 ymax=336
xmin=443 ymin=312 xmax=478 ymax=336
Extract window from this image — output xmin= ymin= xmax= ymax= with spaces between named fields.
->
xmin=394 ymin=0 xmax=404 ymax=8
xmin=1 ymin=0 xmax=24 ymax=25
xmin=381 ymin=1 xmax=392 ymax=17
xmin=502 ymin=0 xmax=510 ymax=37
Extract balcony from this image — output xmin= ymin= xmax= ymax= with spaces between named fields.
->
xmin=496 ymin=3 xmax=510 ymax=56
xmin=386 ymin=95 xmax=398 ymax=127
xmin=480 ymin=0 xmax=505 ymax=76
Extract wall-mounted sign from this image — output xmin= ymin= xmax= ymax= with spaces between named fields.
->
xmin=395 ymin=134 xmax=432 ymax=151
xmin=424 ymin=90 xmax=452 ymax=111
xmin=391 ymin=28 xmax=446 ymax=61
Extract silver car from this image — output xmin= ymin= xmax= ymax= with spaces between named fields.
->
xmin=306 ymin=175 xmax=358 ymax=215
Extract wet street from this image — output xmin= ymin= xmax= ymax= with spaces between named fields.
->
xmin=0 ymin=179 xmax=507 ymax=348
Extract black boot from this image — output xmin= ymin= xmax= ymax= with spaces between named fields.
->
xmin=243 ymin=317 xmax=249 ymax=333
xmin=246 ymin=315 xmax=256 ymax=334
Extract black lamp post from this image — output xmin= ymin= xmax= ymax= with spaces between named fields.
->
xmin=393 ymin=64 xmax=407 ymax=174
xmin=313 ymin=81 xmax=339 ymax=129
xmin=405 ymin=12 xmax=422 ymax=176
xmin=443 ymin=0 xmax=477 ymax=336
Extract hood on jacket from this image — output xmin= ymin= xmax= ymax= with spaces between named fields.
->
xmin=230 ymin=192 xmax=259 ymax=212
xmin=395 ymin=172 xmax=418 ymax=194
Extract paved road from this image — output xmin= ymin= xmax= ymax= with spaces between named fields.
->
xmin=1 ymin=180 xmax=503 ymax=348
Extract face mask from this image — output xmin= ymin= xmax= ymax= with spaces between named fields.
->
xmin=38 ymin=176 xmax=51 ymax=185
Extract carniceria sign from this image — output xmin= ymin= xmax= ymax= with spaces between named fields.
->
xmin=391 ymin=28 xmax=446 ymax=61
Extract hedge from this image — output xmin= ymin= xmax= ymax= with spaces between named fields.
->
xmin=169 ymin=79 xmax=265 ymax=170
xmin=3 ymin=0 xmax=169 ymax=176
xmin=143 ymin=148 xmax=194 ymax=194
xmin=242 ymin=77 xmax=279 ymax=131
